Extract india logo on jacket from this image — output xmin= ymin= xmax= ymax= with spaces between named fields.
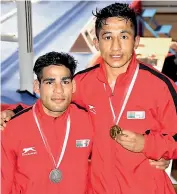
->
xmin=76 ymin=139 xmax=90 ymax=147
xmin=127 ymin=111 xmax=145 ymax=119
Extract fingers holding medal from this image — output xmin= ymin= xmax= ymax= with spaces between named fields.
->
xmin=110 ymin=127 xmax=145 ymax=152
xmin=110 ymin=125 xmax=122 ymax=140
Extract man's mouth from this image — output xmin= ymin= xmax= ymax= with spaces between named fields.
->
xmin=111 ymin=55 xmax=122 ymax=59
xmin=52 ymin=98 xmax=65 ymax=103
xmin=111 ymin=53 xmax=122 ymax=56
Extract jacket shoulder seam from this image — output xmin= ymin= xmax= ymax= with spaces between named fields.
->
xmin=74 ymin=64 xmax=100 ymax=77
xmin=139 ymin=63 xmax=177 ymax=113
xmin=11 ymin=106 xmax=32 ymax=120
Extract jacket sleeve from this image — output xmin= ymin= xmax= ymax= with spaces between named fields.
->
xmin=1 ymin=126 xmax=17 ymax=194
xmin=143 ymin=81 xmax=177 ymax=160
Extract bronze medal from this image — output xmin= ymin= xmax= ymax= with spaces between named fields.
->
xmin=110 ymin=125 xmax=122 ymax=139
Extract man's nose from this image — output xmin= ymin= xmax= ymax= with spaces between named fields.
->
xmin=54 ymin=83 xmax=64 ymax=93
xmin=111 ymin=38 xmax=121 ymax=51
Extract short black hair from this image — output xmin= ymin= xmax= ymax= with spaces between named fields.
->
xmin=93 ymin=3 xmax=138 ymax=39
xmin=33 ymin=51 xmax=77 ymax=82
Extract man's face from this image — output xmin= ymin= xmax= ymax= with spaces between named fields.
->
xmin=94 ymin=17 xmax=140 ymax=69
xmin=35 ymin=65 xmax=75 ymax=117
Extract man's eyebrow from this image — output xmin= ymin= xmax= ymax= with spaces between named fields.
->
xmin=120 ymin=30 xmax=132 ymax=34
xmin=42 ymin=78 xmax=55 ymax=82
xmin=101 ymin=30 xmax=132 ymax=36
xmin=61 ymin=76 xmax=72 ymax=81
xmin=42 ymin=76 xmax=71 ymax=82
xmin=102 ymin=31 xmax=112 ymax=36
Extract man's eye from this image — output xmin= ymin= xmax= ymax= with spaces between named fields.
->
xmin=105 ymin=36 xmax=111 ymax=40
xmin=62 ymin=80 xmax=70 ymax=84
xmin=121 ymin=35 xmax=128 ymax=39
xmin=46 ymin=81 xmax=53 ymax=84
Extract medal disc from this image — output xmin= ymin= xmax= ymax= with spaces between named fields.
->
xmin=49 ymin=169 xmax=62 ymax=183
xmin=110 ymin=125 xmax=122 ymax=139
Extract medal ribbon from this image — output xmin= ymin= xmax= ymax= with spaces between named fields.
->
xmin=104 ymin=64 xmax=139 ymax=125
xmin=32 ymin=104 xmax=70 ymax=169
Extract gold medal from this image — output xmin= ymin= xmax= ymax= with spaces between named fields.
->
xmin=110 ymin=125 xmax=122 ymax=140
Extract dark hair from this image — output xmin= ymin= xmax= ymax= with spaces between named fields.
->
xmin=33 ymin=51 xmax=77 ymax=82
xmin=93 ymin=3 xmax=138 ymax=39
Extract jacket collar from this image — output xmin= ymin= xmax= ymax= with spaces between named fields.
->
xmin=34 ymin=99 xmax=69 ymax=122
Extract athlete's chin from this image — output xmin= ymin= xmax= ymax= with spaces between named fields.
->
xmin=50 ymin=105 xmax=67 ymax=113
xmin=53 ymin=103 xmax=68 ymax=111
xmin=108 ymin=63 xmax=126 ymax=69
xmin=48 ymin=100 xmax=66 ymax=111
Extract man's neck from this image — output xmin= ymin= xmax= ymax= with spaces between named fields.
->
xmin=42 ymin=104 xmax=66 ymax=118
xmin=105 ymin=63 xmax=129 ymax=85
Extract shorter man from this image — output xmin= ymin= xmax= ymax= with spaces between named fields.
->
xmin=1 ymin=52 xmax=93 ymax=194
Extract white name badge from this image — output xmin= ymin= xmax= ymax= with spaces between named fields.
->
xmin=76 ymin=139 xmax=90 ymax=148
xmin=127 ymin=111 xmax=145 ymax=119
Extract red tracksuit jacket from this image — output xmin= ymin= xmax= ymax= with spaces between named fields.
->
xmin=73 ymin=53 xmax=177 ymax=194
xmin=1 ymin=100 xmax=93 ymax=194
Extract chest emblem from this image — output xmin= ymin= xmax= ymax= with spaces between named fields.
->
xmin=22 ymin=147 xmax=37 ymax=156
xmin=76 ymin=139 xmax=90 ymax=148
xmin=127 ymin=111 xmax=145 ymax=119
xmin=88 ymin=105 xmax=96 ymax=114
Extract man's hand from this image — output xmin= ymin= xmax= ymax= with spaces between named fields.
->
xmin=115 ymin=130 xmax=170 ymax=170
xmin=116 ymin=130 xmax=145 ymax=153
xmin=149 ymin=158 xmax=170 ymax=170
xmin=0 ymin=110 xmax=15 ymax=130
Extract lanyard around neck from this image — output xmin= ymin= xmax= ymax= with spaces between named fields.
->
xmin=32 ymin=104 xmax=70 ymax=169
xmin=104 ymin=64 xmax=139 ymax=125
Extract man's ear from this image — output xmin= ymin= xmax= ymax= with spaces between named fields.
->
xmin=134 ymin=35 xmax=140 ymax=50
xmin=33 ymin=79 xmax=40 ymax=95
xmin=72 ymin=79 xmax=76 ymax=94
xmin=93 ymin=37 xmax=100 ymax=51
